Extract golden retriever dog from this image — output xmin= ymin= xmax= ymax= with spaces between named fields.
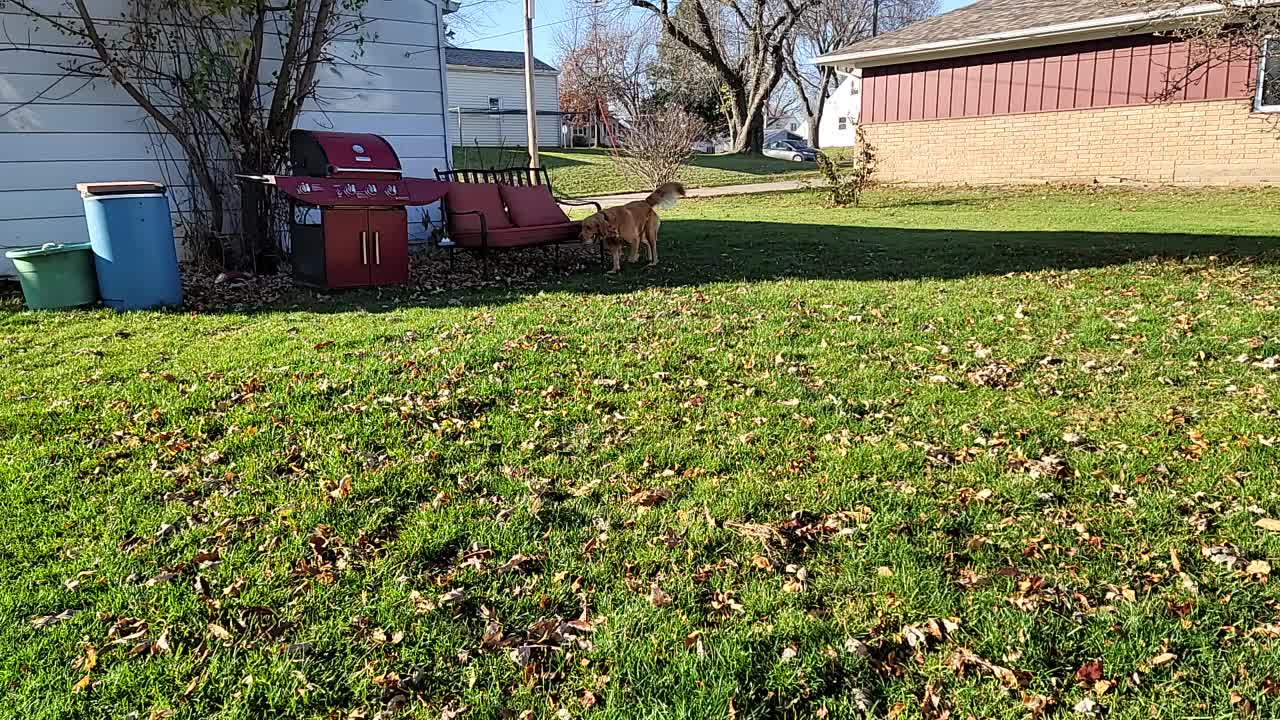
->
xmin=579 ymin=182 xmax=685 ymax=273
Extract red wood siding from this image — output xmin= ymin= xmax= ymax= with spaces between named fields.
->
xmin=861 ymin=34 xmax=1259 ymax=124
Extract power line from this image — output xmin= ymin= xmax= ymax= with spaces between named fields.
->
xmin=452 ymin=3 xmax=628 ymax=46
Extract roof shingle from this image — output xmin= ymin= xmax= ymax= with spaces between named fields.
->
xmin=446 ymin=47 xmax=557 ymax=73
xmin=829 ymin=0 xmax=1156 ymax=56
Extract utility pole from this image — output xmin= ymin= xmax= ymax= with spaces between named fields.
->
xmin=523 ymin=0 xmax=540 ymax=167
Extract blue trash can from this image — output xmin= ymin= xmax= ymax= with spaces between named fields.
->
xmin=78 ymin=181 xmax=183 ymax=310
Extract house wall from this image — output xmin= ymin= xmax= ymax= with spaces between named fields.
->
xmin=818 ymin=72 xmax=861 ymax=148
xmin=860 ymin=34 xmax=1259 ymax=124
xmin=847 ymin=32 xmax=1280 ymax=184
xmin=862 ymin=98 xmax=1280 ymax=185
xmin=446 ymin=67 xmax=562 ymax=148
xmin=0 ymin=0 xmax=452 ymax=277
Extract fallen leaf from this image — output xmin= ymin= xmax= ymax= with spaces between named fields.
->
xmin=498 ymin=553 xmax=538 ymax=574
xmin=1246 ymin=559 xmax=1271 ymax=578
xmin=629 ymin=488 xmax=673 ymax=507
xmin=647 ymin=583 xmax=673 ymax=607
xmin=30 ymin=609 xmax=79 ymax=629
xmin=1073 ymin=697 xmax=1102 ymax=716
xmin=1256 ymin=518 xmax=1280 ymax=533
xmin=328 ymin=475 xmax=352 ymax=500
xmin=1149 ymin=652 xmax=1177 ymax=667
xmin=207 ymin=623 xmax=233 ymax=642
xmin=780 ymin=645 xmax=798 ymax=661
xmin=1075 ymin=659 xmax=1104 ymax=687
xmin=71 ymin=674 xmax=91 ymax=694
xmin=1022 ymin=693 xmax=1054 ymax=717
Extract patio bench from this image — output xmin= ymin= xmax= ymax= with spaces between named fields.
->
xmin=435 ymin=167 xmax=603 ymax=277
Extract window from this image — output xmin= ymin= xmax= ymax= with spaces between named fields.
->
xmin=488 ymin=96 xmax=501 ymax=114
xmin=838 ymin=117 xmax=848 ymax=130
xmin=1259 ymin=38 xmax=1279 ymax=111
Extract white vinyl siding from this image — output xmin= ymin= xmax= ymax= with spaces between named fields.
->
xmin=0 ymin=0 xmax=452 ymax=275
xmin=446 ymin=67 xmax=562 ymax=148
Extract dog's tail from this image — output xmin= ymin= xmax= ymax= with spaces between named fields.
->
xmin=645 ymin=182 xmax=686 ymax=210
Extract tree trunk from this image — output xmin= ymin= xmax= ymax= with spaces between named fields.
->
xmin=728 ymin=88 xmax=767 ymax=154
xmin=807 ymin=117 xmax=820 ymax=149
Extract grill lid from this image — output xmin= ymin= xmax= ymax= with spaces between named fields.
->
xmin=290 ymin=130 xmax=402 ymax=177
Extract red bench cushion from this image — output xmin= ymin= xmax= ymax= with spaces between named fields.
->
xmin=500 ymin=184 xmax=570 ymax=227
xmin=446 ymin=183 xmax=513 ymax=234
xmin=453 ymin=221 xmax=582 ymax=249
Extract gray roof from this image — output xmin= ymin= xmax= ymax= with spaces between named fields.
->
xmin=829 ymin=0 xmax=1163 ymax=56
xmin=446 ymin=47 xmax=557 ymax=73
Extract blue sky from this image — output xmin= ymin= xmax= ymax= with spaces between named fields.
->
xmin=450 ymin=0 xmax=976 ymax=63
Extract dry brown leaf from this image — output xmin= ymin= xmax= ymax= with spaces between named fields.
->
xmin=1256 ymin=518 xmax=1280 ymax=533
xmin=648 ymin=583 xmax=673 ymax=608
xmin=1245 ymin=559 xmax=1272 ymax=578
xmin=71 ymin=674 xmax=91 ymax=694
xmin=1021 ymin=693 xmax=1054 ymax=717
xmin=1149 ymin=652 xmax=1177 ymax=667
xmin=629 ymin=488 xmax=673 ymax=507
xmin=1075 ymin=659 xmax=1104 ymax=686
xmin=207 ymin=623 xmax=232 ymax=642
xmin=30 ymin=608 xmax=79 ymax=629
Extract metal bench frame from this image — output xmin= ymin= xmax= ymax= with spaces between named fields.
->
xmin=435 ymin=167 xmax=604 ymax=277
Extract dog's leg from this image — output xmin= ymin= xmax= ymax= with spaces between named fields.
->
xmin=607 ymin=243 xmax=622 ymax=274
xmin=627 ymin=230 xmax=640 ymax=263
xmin=647 ymin=216 xmax=660 ymax=267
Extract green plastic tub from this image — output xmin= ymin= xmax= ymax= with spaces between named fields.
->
xmin=5 ymin=242 xmax=99 ymax=310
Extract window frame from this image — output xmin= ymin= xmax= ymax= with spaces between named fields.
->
xmin=1257 ymin=36 xmax=1280 ymax=112
xmin=488 ymin=96 xmax=501 ymax=114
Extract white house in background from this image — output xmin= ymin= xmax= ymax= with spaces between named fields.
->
xmin=0 ymin=0 xmax=453 ymax=277
xmin=445 ymin=48 xmax=562 ymax=148
xmin=818 ymin=71 xmax=862 ymax=148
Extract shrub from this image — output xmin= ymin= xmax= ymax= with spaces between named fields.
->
xmin=816 ymin=126 xmax=879 ymax=207
xmin=611 ymin=107 xmax=706 ymax=187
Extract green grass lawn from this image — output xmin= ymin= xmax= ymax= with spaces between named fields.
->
xmin=4 ymin=186 xmax=1280 ymax=720
xmin=451 ymin=146 xmax=815 ymax=197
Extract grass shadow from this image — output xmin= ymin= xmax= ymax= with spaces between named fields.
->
xmin=157 ymin=216 xmax=1280 ymax=317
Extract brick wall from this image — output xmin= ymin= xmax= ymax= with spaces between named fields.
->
xmin=861 ymin=99 xmax=1280 ymax=185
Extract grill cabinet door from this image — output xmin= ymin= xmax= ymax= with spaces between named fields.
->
xmin=322 ymin=208 xmax=371 ymax=288
xmin=367 ymin=208 xmax=409 ymax=286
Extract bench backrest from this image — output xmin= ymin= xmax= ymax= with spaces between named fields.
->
xmin=435 ymin=166 xmax=553 ymax=191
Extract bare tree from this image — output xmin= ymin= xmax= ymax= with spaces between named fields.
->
xmin=1113 ymin=0 xmax=1278 ymax=107
xmin=556 ymin=14 xmax=655 ymax=138
xmin=783 ymin=0 xmax=936 ymax=147
xmin=0 ymin=0 xmax=371 ymax=270
xmin=603 ymin=0 xmax=822 ymax=154
xmin=612 ymin=106 xmax=706 ymax=185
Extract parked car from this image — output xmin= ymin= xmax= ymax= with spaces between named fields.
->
xmin=764 ymin=139 xmax=817 ymax=162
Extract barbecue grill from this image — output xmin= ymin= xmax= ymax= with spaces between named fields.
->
xmin=243 ymin=130 xmax=450 ymax=289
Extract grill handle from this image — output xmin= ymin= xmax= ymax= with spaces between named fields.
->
xmin=374 ymin=232 xmax=381 ymax=265
xmin=361 ymin=231 xmax=368 ymax=265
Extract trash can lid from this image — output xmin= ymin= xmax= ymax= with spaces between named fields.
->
xmin=77 ymin=181 xmax=166 ymax=197
xmin=5 ymin=242 xmax=94 ymax=260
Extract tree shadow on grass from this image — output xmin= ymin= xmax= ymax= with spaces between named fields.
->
xmin=428 ymin=219 xmax=1280 ymax=306
xmin=14 ymin=219 xmax=1270 ymax=317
